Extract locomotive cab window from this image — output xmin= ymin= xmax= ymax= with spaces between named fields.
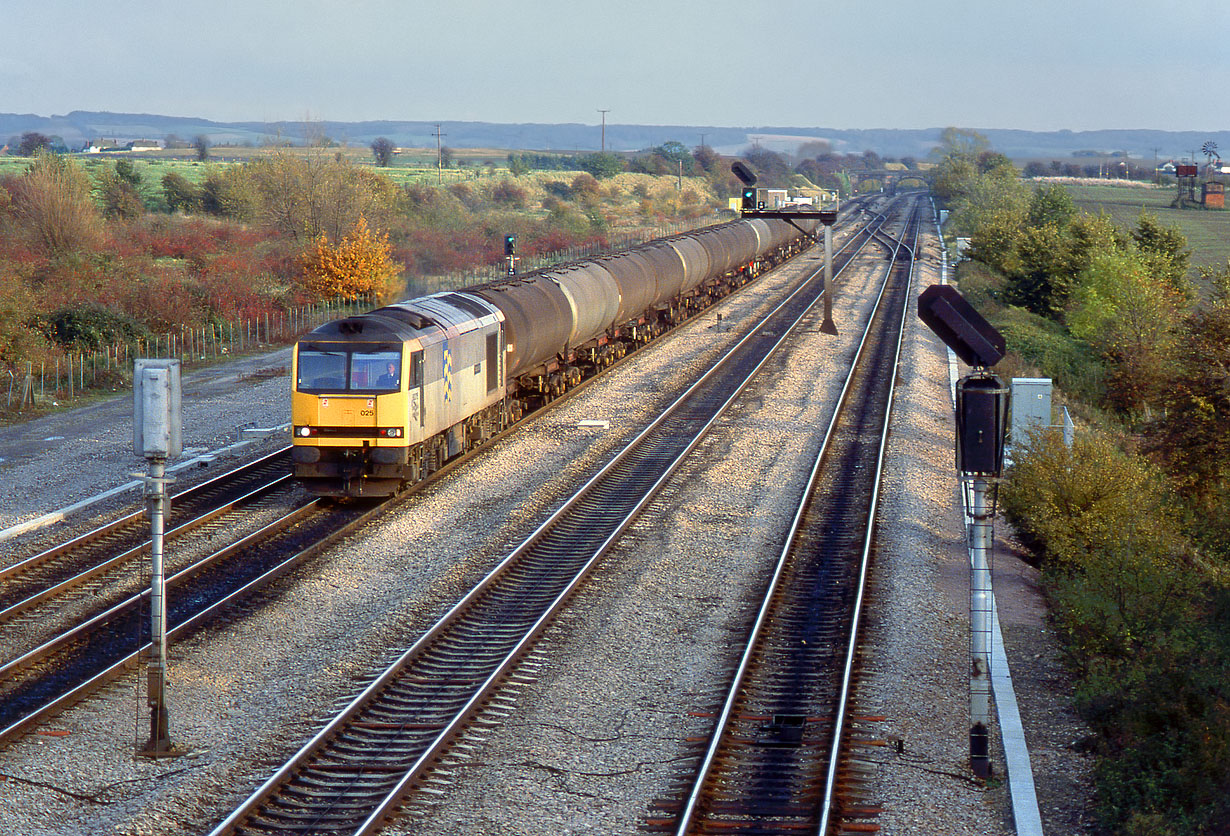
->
xmin=354 ymin=350 xmax=401 ymax=392
xmin=296 ymin=343 xmax=403 ymax=393
xmin=296 ymin=349 xmax=347 ymax=392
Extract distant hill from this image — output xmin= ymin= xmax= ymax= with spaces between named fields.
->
xmin=2 ymin=111 xmax=1227 ymax=162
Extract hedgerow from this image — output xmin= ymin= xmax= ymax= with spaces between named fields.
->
xmin=940 ymin=130 xmax=1230 ymax=833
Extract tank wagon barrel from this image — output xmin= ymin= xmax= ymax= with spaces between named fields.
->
xmin=290 ymin=210 xmax=822 ymax=497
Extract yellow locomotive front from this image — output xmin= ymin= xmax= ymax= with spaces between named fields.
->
xmin=290 ymin=294 xmax=507 ymax=498
xmin=291 ymin=313 xmax=421 ymax=497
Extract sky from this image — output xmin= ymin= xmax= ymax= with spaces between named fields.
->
xmin=4 ymin=0 xmax=1227 ymax=133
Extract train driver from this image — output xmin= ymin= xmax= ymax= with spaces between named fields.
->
xmin=377 ymin=361 xmax=399 ymax=388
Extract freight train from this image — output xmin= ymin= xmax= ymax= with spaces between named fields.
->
xmin=291 ymin=213 xmax=823 ymax=497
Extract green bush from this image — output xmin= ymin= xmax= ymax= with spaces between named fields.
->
xmin=1073 ymin=581 xmax=1230 ymax=833
xmin=1001 ymin=429 xmax=1175 ymax=571
xmin=993 ymin=305 xmax=1105 ymax=404
xmin=30 ymin=304 xmax=152 ymax=350
xmin=953 ymin=260 xmax=1006 ymax=312
xmin=1004 ymin=429 xmax=1230 ymax=833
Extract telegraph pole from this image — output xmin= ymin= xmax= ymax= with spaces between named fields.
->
xmin=597 ymin=109 xmax=610 ymax=151
xmin=434 ymin=124 xmax=446 ymax=184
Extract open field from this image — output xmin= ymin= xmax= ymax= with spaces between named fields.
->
xmin=0 ymin=147 xmax=510 ymax=186
xmin=1063 ymin=181 xmax=1230 ymax=278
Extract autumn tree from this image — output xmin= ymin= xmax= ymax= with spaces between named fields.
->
xmin=930 ymin=127 xmax=990 ymax=201
xmin=1068 ymin=250 xmax=1186 ymax=416
xmin=1148 ymin=261 xmax=1230 ymax=506
xmin=490 ymin=180 xmax=527 ymax=207
xmin=1132 ymin=211 xmax=1191 ymax=296
xmin=96 ymin=165 xmax=145 ymax=219
xmin=371 ymin=137 xmax=395 ymax=167
xmin=693 ymin=144 xmax=720 ymax=173
xmin=1026 ymin=183 xmax=1077 ymax=229
xmin=248 ymin=151 xmax=396 ymax=242
xmin=577 ymin=152 xmax=624 ymax=179
xmin=114 ymin=159 xmax=142 ymax=188
xmin=19 ymin=132 xmax=52 ymax=156
xmin=299 ymin=215 xmax=401 ymax=301
xmin=201 ymin=166 xmax=257 ymax=220
xmin=162 ymin=171 xmax=202 ymax=212
xmin=7 ymin=151 xmax=103 ymax=256
xmin=742 ymin=147 xmax=792 ymax=183
xmin=193 ymin=135 xmax=211 ymax=161
xmin=0 ymin=263 xmax=46 ymax=367
xmin=795 ymin=140 xmax=832 ymax=161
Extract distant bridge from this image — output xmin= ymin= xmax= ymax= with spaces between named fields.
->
xmin=848 ymin=168 xmax=932 ymax=193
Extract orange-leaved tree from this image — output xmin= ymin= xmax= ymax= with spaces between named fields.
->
xmin=299 ymin=215 xmax=401 ymax=301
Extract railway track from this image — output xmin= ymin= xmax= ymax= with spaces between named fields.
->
xmin=0 ymin=207 xmax=879 ymax=753
xmin=0 ymin=449 xmax=295 ymax=638
xmin=203 ymin=206 xmax=894 ymax=836
xmin=649 ymin=198 xmax=922 ymax=835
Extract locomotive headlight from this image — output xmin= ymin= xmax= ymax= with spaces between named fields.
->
xmin=296 ymin=426 xmax=312 ymax=437
xmin=383 ymin=427 xmax=403 ymax=438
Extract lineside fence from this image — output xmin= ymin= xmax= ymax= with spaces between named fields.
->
xmin=3 ymin=213 xmax=728 ymax=413
xmin=3 ymin=296 xmax=373 ymax=412
xmin=404 ymin=213 xmax=726 ymax=296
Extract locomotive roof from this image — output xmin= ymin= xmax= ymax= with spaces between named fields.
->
xmin=301 ymin=292 xmax=501 ymax=346
xmin=303 ymin=312 xmax=418 ymax=343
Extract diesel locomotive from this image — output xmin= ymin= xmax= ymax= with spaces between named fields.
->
xmin=291 ymin=213 xmax=822 ymax=497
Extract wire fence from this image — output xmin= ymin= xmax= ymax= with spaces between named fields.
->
xmin=3 ymin=212 xmax=727 ymax=412
xmin=403 ymin=213 xmax=726 ymax=296
xmin=3 ymin=296 xmax=373 ymax=412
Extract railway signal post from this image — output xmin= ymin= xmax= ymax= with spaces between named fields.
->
xmin=504 ymin=234 xmax=517 ymax=276
xmin=133 ymin=359 xmax=182 ymax=757
xmin=917 ymin=284 xmax=1008 ymax=780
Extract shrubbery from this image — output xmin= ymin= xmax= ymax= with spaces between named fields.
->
xmin=1002 ymin=430 xmax=1230 ymax=834
xmin=0 ymin=148 xmax=721 ymax=410
xmin=1002 ymin=430 xmax=1176 ymax=571
xmin=299 ymin=216 xmax=399 ymax=301
xmin=30 ymin=304 xmax=152 ymax=350
xmin=945 ymin=130 xmax=1230 ymax=833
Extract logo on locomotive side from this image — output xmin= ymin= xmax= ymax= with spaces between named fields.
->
xmin=443 ymin=342 xmax=453 ymax=403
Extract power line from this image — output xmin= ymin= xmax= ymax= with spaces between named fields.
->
xmin=597 ymin=109 xmax=610 ymax=152
xmin=434 ymin=123 xmax=446 ymax=184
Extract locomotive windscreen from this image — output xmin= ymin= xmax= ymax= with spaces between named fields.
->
xmin=297 ymin=343 xmax=403 ymax=393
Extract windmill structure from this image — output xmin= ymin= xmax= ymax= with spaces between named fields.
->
xmin=1203 ymin=141 xmax=1221 ymax=172
xmin=1201 ymin=141 xmax=1225 ymax=209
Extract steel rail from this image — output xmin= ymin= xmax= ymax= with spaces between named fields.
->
xmin=0 ymin=488 xmax=414 ymax=746
xmin=669 ymin=198 xmax=921 ymax=835
xmin=0 ymin=474 xmax=294 ymax=632
xmin=0 ymin=208 xmax=877 ymax=753
xmin=206 ymin=209 xmax=888 ymax=836
xmin=0 ymin=499 xmax=331 ymax=743
xmin=816 ymin=203 xmax=921 ymax=835
xmin=0 ymin=447 xmax=291 ymax=585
